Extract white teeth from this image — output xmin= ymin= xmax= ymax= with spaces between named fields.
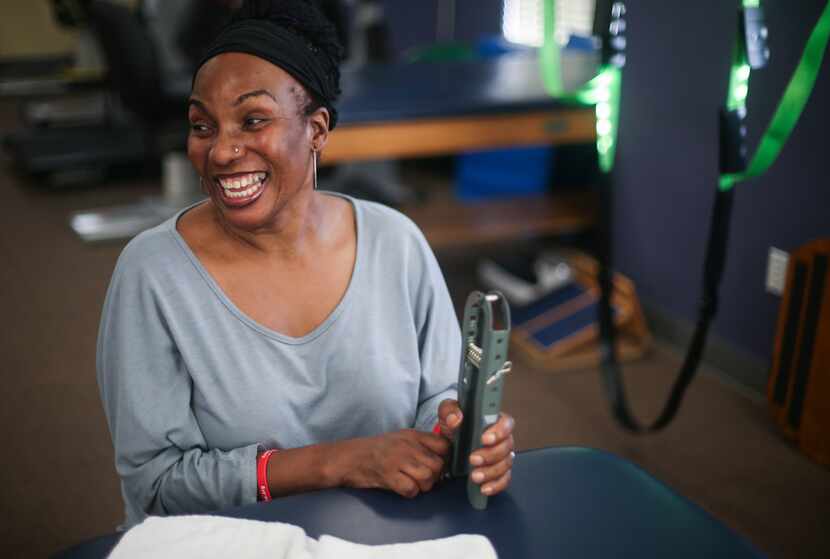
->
xmin=224 ymin=181 xmax=263 ymax=198
xmin=219 ymin=173 xmax=267 ymax=197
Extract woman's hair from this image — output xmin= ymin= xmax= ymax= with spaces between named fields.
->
xmin=231 ymin=0 xmax=344 ymax=119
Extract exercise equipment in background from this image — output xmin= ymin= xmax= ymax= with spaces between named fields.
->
xmin=507 ymin=252 xmax=650 ymax=372
xmin=768 ymin=239 xmax=830 ymax=467
xmin=541 ymin=0 xmax=830 ymax=431
xmin=1 ymin=1 xmax=142 ymax=185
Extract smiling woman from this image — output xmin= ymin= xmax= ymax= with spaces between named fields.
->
xmin=96 ymin=0 xmax=515 ymax=530
xmin=184 ymin=53 xmax=327 ymax=229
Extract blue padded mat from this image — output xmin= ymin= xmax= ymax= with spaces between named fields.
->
xmin=511 ymin=283 xmax=588 ymax=325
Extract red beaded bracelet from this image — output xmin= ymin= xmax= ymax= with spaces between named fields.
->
xmin=257 ymin=449 xmax=277 ymax=502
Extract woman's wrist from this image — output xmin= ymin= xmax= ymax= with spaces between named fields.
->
xmin=320 ymin=439 xmax=357 ymax=489
xmin=263 ymin=440 xmax=355 ymax=497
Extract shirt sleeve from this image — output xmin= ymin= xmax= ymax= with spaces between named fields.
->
xmin=96 ymin=240 xmax=259 ymax=527
xmin=407 ymin=227 xmax=461 ymax=431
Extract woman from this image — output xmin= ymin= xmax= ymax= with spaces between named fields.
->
xmin=97 ymin=0 xmax=514 ymax=528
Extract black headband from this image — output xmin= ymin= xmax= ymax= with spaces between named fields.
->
xmin=196 ymin=18 xmax=340 ymax=129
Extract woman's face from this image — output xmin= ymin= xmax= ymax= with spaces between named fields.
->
xmin=187 ymin=52 xmax=327 ymax=231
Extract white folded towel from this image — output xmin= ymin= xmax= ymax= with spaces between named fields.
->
xmin=108 ymin=515 xmax=498 ymax=559
xmin=313 ymin=533 xmax=496 ymax=559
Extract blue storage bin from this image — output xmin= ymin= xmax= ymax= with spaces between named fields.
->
xmin=455 ymin=146 xmax=554 ymax=201
xmin=454 ymin=36 xmax=554 ymax=201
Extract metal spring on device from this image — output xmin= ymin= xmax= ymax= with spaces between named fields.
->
xmin=466 ymin=343 xmax=512 ymax=385
xmin=467 ymin=343 xmax=483 ymax=366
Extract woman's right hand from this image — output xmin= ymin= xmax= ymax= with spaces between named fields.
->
xmin=338 ymin=429 xmax=450 ymax=498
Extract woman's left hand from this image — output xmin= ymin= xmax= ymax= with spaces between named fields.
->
xmin=436 ymin=399 xmax=515 ymax=496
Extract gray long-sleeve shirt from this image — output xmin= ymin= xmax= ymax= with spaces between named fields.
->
xmin=97 ymin=195 xmax=461 ymax=528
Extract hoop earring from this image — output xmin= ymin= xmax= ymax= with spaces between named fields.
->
xmin=312 ymin=150 xmax=318 ymax=191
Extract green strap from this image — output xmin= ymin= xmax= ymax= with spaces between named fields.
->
xmin=721 ymin=1 xmax=830 ymax=190
xmin=540 ymin=2 xmax=621 ymax=173
xmin=540 ymin=0 xmax=564 ymax=97
xmin=541 ymin=0 xmax=829 ymax=182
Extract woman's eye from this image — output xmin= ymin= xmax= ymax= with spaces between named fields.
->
xmin=189 ymin=123 xmax=211 ymax=135
xmin=244 ymin=117 xmax=267 ymax=129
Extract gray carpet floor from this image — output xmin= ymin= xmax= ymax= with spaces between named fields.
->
xmin=1 ymin=101 xmax=828 ymax=558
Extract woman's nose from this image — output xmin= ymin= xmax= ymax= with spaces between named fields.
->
xmin=210 ymin=131 xmax=244 ymax=166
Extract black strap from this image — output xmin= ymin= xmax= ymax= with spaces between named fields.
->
xmin=596 ymin=168 xmax=735 ymax=432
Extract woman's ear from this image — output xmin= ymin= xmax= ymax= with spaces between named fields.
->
xmin=308 ymin=107 xmax=330 ymax=152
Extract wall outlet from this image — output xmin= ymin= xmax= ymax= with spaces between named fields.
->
xmin=766 ymin=247 xmax=789 ymax=296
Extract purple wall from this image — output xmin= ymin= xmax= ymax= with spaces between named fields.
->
xmin=380 ymin=0 xmax=503 ymax=58
xmin=613 ymin=0 xmax=830 ymax=372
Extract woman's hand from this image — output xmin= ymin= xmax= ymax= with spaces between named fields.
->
xmin=338 ymin=430 xmax=450 ymax=498
xmin=437 ymin=399 xmax=515 ymax=497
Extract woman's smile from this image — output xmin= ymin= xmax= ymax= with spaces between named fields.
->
xmin=215 ymin=171 xmax=269 ymax=208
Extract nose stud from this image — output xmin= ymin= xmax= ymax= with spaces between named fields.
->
xmin=233 ymin=146 xmax=240 ymax=154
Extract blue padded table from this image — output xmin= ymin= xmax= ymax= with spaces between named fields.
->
xmin=56 ymin=447 xmax=762 ymax=558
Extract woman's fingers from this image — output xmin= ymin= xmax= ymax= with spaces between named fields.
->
xmin=413 ymin=443 xmax=446 ymax=479
xmin=467 ymin=412 xmax=516 ymax=497
xmin=480 ymin=413 xmax=514 ymax=446
xmin=400 ymin=460 xmax=437 ymax=493
xmin=416 ymin=431 xmax=451 ymax=459
xmin=470 ymin=447 xmax=514 ymax=484
xmin=360 ymin=414 xmax=517 ymax=499
xmin=437 ymin=399 xmax=463 ymax=438
xmin=438 ymin=399 xmax=461 ymax=420
xmin=470 ymin=434 xmax=514 ymax=467
xmin=471 ymin=412 xmax=515 ymax=467
xmin=391 ymin=472 xmax=420 ymax=498
xmin=382 ymin=431 xmax=448 ymax=496
xmin=480 ymin=469 xmax=512 ymax=496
